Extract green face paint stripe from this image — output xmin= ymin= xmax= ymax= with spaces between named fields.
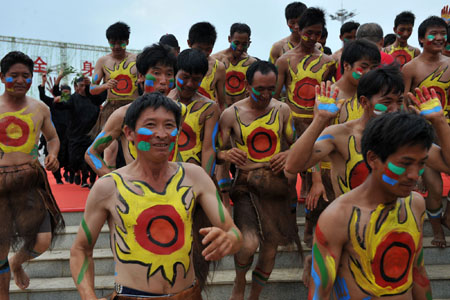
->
xmin=427 ymin=34 xmax=435 ymax=41
xmin=93 ymin=135 xmax=113 ymax=150
xmin=419 ymin=168 xmax=425 ymax=176
xmin=168 ymin=142 xmax=175 ymax=152
xmin=388 ymin=162 xmax=406 ymax=175
xmin=417 ymin=248 xmax=424 ymax=266
xmin=231 ymin=228 xmax=240 ymax=241
xmin=313 ymin=243 xmax=329 ymax=289
xmin=77 ymin=256 xmax=89 ymax=284
xmin=374 ymin=103 xmax=388 ymax=112
xmin=146 ymin=74 xmax=156 ymax=81
xmin=252 ymin=87 xmax=261 ymax=96
xmin=137 ymin=141 xmax=151 ymax=151
xmin=81 ymin=218 xmax=92 ymax=245
xmin=216 ymin=190 xmax=225 ymax=223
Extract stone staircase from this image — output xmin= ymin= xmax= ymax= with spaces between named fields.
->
xmin=9 ymin=202 xmax=450 ymax=300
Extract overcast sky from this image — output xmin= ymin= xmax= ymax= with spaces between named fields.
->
xmin=0 ymin=0 xmax=444 ymax=60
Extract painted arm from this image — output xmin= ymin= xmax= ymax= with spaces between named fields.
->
xmin=402 ymin=62 xmax=415 ymax=106
xmin=308 ymin=202 xmax=347 ymax=299
xmin=194 ymin=165 xmax=242 ymax=260
xmin=215 ymin=62 xmax=227 ymax=111
xmin=201 ymin=103 xmax=220 ymax=177
xmin=274 ymin=57 xmax=288 ymax=99
xmin=269 ymin=42 xmax=281 ymax=64
xmin=216 ymin=107 xmax=247 ymax=167
xmin=285 ymin=82 xmax=341 ymax=175
xmin=70 ymin=177 xmax=112 ymax=300
xmin=89 ymin=57 xmax=109 ymax=95
xmin=411 ymin=193 xmax=432 ymax=299
xmin=85 ymin=107 xmax=125 ymax=177
xmin=40 ymin=105 xmax=60 ymax=172
xmin=408 ymin=87 xmax=450 ymax=173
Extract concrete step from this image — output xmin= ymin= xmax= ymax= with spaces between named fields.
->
xmin=52 ymin=224 xmax=110 ymax=250
xmin=17 ymin=235 xmax=450 ymax=281
xmin=10 ymin=264 xmax=450 ymax=299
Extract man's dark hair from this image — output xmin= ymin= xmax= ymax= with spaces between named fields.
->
xmin=1 ymin=51 xmax=34 ymax=75
xmin=124 ymin=92 xmax=181 ymax=131
xmin=177 ymin=49 xmax=208 ymax=77
xmin=159 ymin=34 xmax=179 ymax=49
xmin=323 ymin=46 xmax=332 ymax=55
xmin=356 ymin=23 xmax=384 ymax=43
xmin=230 ymin=23 xmax=251 ymax=37
xmin=136 ymin=43 xmax=177 ymax=76
xmin=321 ymin=27 xmax=328 ymax=39
xmin=418 ymin=16 xmax=447 ymax=47
xmin=357 ymin=65 xmax=404 ymax=101
xmin=106 ymin=22 xmax=130 ymax=41
xmin=340 ymin=40 xmax=381 ymax=74
xmin=340 ymin=21 xmax=360 ymax=36
xmin=61 ymin=84 xmax=71 ymax=91
xmin=189 ymin=22 xmax=217 ymax=45
xmin=394 ymin=11 xmax=416 ymax=28
xmin=383 ymin=33 xmax=397 ymax=47
xmin=246 ymin=61 xmax=278 ymax=85
xmin=362 ymin=112 xmax=434 ymax=171
xmin=285 ymin=2 xmax=307 ymax=21
xmin=298 ymin=7 xmax=326 ymax=30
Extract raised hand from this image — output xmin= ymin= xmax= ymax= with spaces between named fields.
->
xmin=442 ymin=5 xmax=450 ymax=24
xmin=314 ymin=81 xmax=341 ymax=119
xmin=408 ymin=86 xmax=443 ymax=122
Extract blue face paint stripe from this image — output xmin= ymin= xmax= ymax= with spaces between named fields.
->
xmin=311 ymin=251 xmax=321 ymax=300
xmin=6 ymin=77 xmax=13 ymax=82
xmin=251 ymin=93 xmax=258 ymax=102
xmin=145 ymin=79 xmax=154 ymax=87
xmin=137 ymin=127 xmax=154 ymax=135
xmin=26 ymin=78 xmax=32 ymax=84
xmin=177 ymin=78 xmax=184 ymax=85
xmin=382 ymin=174 xmax=398 ymax=186
xmin=231 ymin=42 xmax=237 ymax=51
xmin=170 ymin=128 xmax=178 ymax=137
xmin=318 ymin=103 xmax=339 ymax=113
xmin=316 ymin=134 xmax=335 ymax=142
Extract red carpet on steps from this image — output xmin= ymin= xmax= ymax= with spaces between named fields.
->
xmin=48 ymin=171 xmax=450 ymax=213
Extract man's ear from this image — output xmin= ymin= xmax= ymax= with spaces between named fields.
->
xmin=360 ymin=95 xmax=370 ymax=109
xmin=137 ymin=73 xmax=144 ymax=83
xmin=187 ymin=39 xmax=192 ymax=47
xmin=123 ymin=125 xmax=135 ymax=142
xmin=228 ymin=36 xmax=231 ymax=44
xmin=366 ymin=150 xmax=379 ymax=172
xmin=343 ymin=61 xmax=351 ymax=73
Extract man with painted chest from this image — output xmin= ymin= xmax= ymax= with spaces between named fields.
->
xmin=70 ymin=92 xmax=242 ymax=300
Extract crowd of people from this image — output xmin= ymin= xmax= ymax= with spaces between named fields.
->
xmin=1 ymin=2 xmax=450 ymax=300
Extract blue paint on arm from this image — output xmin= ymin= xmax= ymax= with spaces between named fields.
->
xmin=316 ymin=134 xmax=335 ymax=142
xmin=212 ymin=122 xmax=219 ymax=152
xmin=218 ymin=178 xmax=232 ymax=185
xmin=311 ymin=251 xmax=321 ymax=300
xmin=88 ymin=132 xmax=105 ymax=170
xmin=333 ymin=276 xmax=350 ymax=300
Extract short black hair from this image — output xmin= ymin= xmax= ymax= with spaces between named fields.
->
xmin=177 ymin=49 xmax=208 ymax=77
xmin=124 ymin=92 xmax=181 ymax=131
xmin=159 ymin=34 xmax=179 ymax=49
xmin=1 ymin=51 xmax=34 ymax=75
xmin=394 ymin=11 xmax=415 ymax=28
xmin=383 ymin=33 xmax=397 ymax=47
xmin=357 ymin=65 xmax=404 ymax=102
xmin=356 ymin=23 xmax=384 ymax=43
xmin=323 ymin=46 xmax=332 ymax=55
xmin=340 ymin=21 xmax=360 ymax=36
xmin=340 ymin=40 xmax=381 ymax=74
xmin=285 ymin=2 xmax=307 ymax=21
xmin=418 ymin=16 xmax=447 ymax=47
xmin=362 ymin=112 xmax=434 ymax=172
xmin=136 ymin=43 xmax=177 ymax=76
xmin=61 ymin=84 xmax=71 ymax=91
xmin=321 ymin=27 xmax=328 ymax=38
xmin=246 ymin=61 xmax=278 ymax=85
xmin=189 ymin=22 xmax=217 ymax=46
xmin=230 ymin=23 xmax=251 ymax=37
xmin=298 ymin=7 xmax=325 ymax=30
xmin=106 ymin=22 xmax=130 ymax=41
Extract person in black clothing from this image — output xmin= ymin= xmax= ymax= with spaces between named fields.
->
xmin=38 ymin=73 xmax=70 ymax=184
xmin=54 ymin=76 xmax=106 ymax=187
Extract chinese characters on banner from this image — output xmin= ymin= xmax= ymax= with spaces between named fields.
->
xmin=31 ymin=57 xmax=95 ymax=78
xmin=33 ymin=56 xmax=47 ymax=73
xmin=81 ymin=60 xmax=94 ymax=77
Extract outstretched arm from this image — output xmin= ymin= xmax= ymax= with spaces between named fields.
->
xmin=70 ymin=177 xmax=112 ymax=300
xmin=85 ymin=107 xmax=126 ymax=177
xmin=40 ymin=104 xmax=60 ymax=172
xmin=201 ymin=103 xmax=221 ymax=177
xmin=274 ymin=57 xmax=288 ymax=99
xmin=285 ymin=81 xmax=341 ymax=175
xmin=194 ymin=165 xmax=242 ymax=261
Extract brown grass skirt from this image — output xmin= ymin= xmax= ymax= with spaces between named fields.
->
xmin=89 ymin=100 xmax=133 ymax=138
xmin=230 ymin=168 xmax=301 ymax=251
xmin=0 ymin=162 xmax=64 ymax=251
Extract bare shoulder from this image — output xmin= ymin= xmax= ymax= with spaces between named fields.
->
xmin=89 ymin=174 xmax=117 ymax=202
xmin=319 ymin=193 xmax=353 ymax=230
xmin=126 ymin=52 xmax=137 ymax=60
xmin=211 ymin=50 xmax=228 ymax=62
xmin=30 ymin=96 xmax=50 ymax=112
xmin=410 ymin=191 xmax=425 ymax=213
xmin=181 ymin=161 xmax=208 ymax=179
xmin=321 ymin=52 xmax=336 ymax=63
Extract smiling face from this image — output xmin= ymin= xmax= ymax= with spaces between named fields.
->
xmin=247 ymin=71 xmax=277 ymax=108
xmin=370 ymin=144 xmax=428 ymax=197
xmin=1 ymin=63 xmax=33 ymax=97
xmin=344 ymin=58 xmax=379 ymax=85
xmin=126 ymin=106 xmax=178 ymax=162
xmin=361 ymin=89 xmax=404 ymax=117
xmin=421 ymin=26 xmax=447 ymax=53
